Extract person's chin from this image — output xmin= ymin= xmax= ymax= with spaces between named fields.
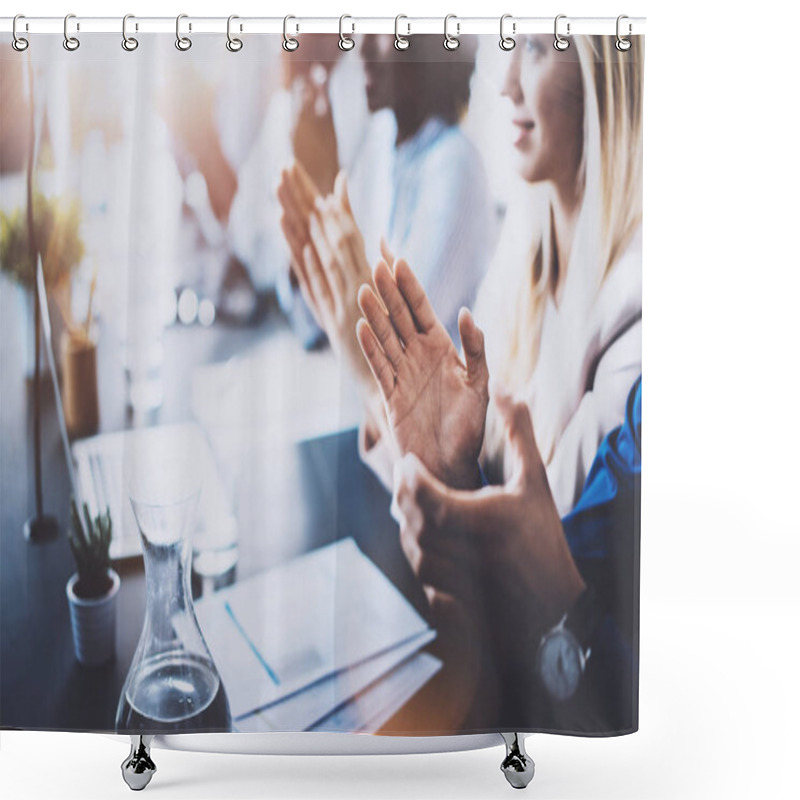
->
xmin=513 ymin=153 xmax=540 ymax=185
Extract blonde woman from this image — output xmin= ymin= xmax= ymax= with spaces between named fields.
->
xmin=356 ymin=33 xmax=643 ymax=518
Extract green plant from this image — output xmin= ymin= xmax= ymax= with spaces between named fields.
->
xmin=0 ymin=190 xmax=84 ymax=290
xmin=68 ymin=498 xmax=113 ymax=599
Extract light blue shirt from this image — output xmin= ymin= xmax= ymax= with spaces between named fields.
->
xmin=386 ymin=116 xmax=495 ymax=344
xmin=278 ymin=114 xmax=495 ymax=349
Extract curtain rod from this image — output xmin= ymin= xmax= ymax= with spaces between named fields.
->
xmin=0 ymin=16 xmax=646 ymax=37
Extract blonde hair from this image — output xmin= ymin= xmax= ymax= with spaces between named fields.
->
xmin=481 ymin=35 xmax=644 ymax=477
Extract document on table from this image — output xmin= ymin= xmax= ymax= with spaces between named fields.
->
xmin=310 ymin=651 xmax=443 ymax=734
xmin=232 ymin=633 xmax=439 ymax=732
xmin=181 ymin=537 xmax=435 ymax=720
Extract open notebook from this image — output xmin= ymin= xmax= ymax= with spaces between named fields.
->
xmin=180 ymin=538 xmax=440 ymax=731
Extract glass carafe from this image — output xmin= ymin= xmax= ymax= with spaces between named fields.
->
xmin=116 ymin=428 xmax=231 ymax=733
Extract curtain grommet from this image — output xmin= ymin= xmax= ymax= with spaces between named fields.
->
xmin=12 ymin=14 xmax=29 ymax=51
xmin=444 ymin=14 xmax=460 ymax=51
xmin=499 ymin=14 xmax=515 ymax=51
xmin=339 ymin=14 xmax=355 ymax=51
xmin=283 ymin=15 xmax=299 ymax=52
xmin=554 ymin=14 xmax=570 ymax=51
xmin=394 ymin=15 xmax=410 ymax=51
xmin=121 ymin=14 xmax=138 ymax=51
xmin=616 ymin=15 xmax=632 ymax=51
xmin=176 ymin=14 xmax=192 ymax=51
xmin=226 ymin=15 xmax=242 ymax=52
xmin=63 ymin=14 xmax=80 ymax=51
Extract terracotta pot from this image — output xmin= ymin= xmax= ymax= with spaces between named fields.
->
xmin=60 ymin=330 xmax=99 ymax=438
xmin=66 ymin=568 xmax=120 ymax=666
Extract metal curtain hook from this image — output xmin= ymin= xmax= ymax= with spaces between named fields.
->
xmin=394 ymin=15 xmax=410 ymax=51
xmin=176 ymin=14 xmax=192 ymax=51
xmin=12 ymin=14 xmax=29 ymax=52
xmin=554 ymin=14 xmax=570 ymax=51
xmin=63 ymin=14 xmax=80 ymax=51
xmin=283 ymin=15 xmax=299 ymax=52
xmin=226 ymin=15 xmax=242 ymax=52
xmin=616 ymin=15 xmax=632 ymax=51
xmin=339 ymin=14 xmax=355 ymax=51
xmin=499 ymin=14 xmax=515 ymax=51
xmin=122 ymin=14 xmax=138 ymax=51
xmin=444 ymin=14 xmax=460 ymax=51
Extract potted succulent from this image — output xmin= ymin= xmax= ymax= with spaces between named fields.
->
xmin=65 ymin=499 xmax=120 ymax=667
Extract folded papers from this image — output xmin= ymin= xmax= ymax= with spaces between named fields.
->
xmin=184 ymin=538 xmax=439 ymax=730
xmin=233 ymin=638 xmax=441 ymax=733
xmin=309 ymin=651 xmax=443 ymax=734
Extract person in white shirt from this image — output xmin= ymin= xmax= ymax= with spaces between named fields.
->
xmin=277 ymin=33 xmax=495 ymax=384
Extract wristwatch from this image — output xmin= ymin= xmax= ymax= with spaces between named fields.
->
xmin=537 ymin=585 xmax=597 ymax=702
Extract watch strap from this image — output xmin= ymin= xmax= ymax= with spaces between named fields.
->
xmin=563 ymin=584 xmax=597 ymax=653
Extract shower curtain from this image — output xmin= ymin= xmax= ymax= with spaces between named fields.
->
xmin=0 ymin=25 xmax=643 ymax=738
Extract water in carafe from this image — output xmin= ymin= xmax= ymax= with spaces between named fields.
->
xmin=115 ymin=426 xmax=231 ymax=733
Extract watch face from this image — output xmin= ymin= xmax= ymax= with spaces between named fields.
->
xmin=539 ymin=629 xmax=583 ymax=702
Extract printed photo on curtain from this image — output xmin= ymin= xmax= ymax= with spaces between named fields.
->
xmin=0 ymin=27 xmax=643 ymax=738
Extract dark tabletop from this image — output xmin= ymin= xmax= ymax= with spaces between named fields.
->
xmin=0 ymin=296 xmax=449 ymax=734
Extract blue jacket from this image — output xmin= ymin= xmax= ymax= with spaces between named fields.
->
xmin=557 ymin=374 xmax=641 ymax=733
xmin=490 ymin=376 xmax=641 ymax=734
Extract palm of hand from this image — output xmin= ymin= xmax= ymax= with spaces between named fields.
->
xmin=388 ymin=326 xmax=487 ymax=488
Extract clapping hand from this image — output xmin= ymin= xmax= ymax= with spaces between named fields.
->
xmin=278 ymin=159 xmax=319 ymax=299
xmin=278 ymin=165 xmax=376 ymax=391
xmin=391 ymin=382 xmax=586 ymax=636
xmin=355 ymin=259 xmax=490 ymax=490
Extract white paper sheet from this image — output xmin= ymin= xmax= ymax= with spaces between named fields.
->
xmin=187 ymin=538 xmax=433 ymax=718
xmin=232 ymin=651 xmax=442 ymax=734
xmin=72 ymin=422 xmax=232 ymax=560
xmin=311 ymin=651 xmax=443 ymax=734
xmin=232 ymin=629 xmax=436 ymax=732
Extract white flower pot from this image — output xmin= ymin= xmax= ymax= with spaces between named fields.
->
xmin=66 ymin=568 xmax=120 ymax=666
